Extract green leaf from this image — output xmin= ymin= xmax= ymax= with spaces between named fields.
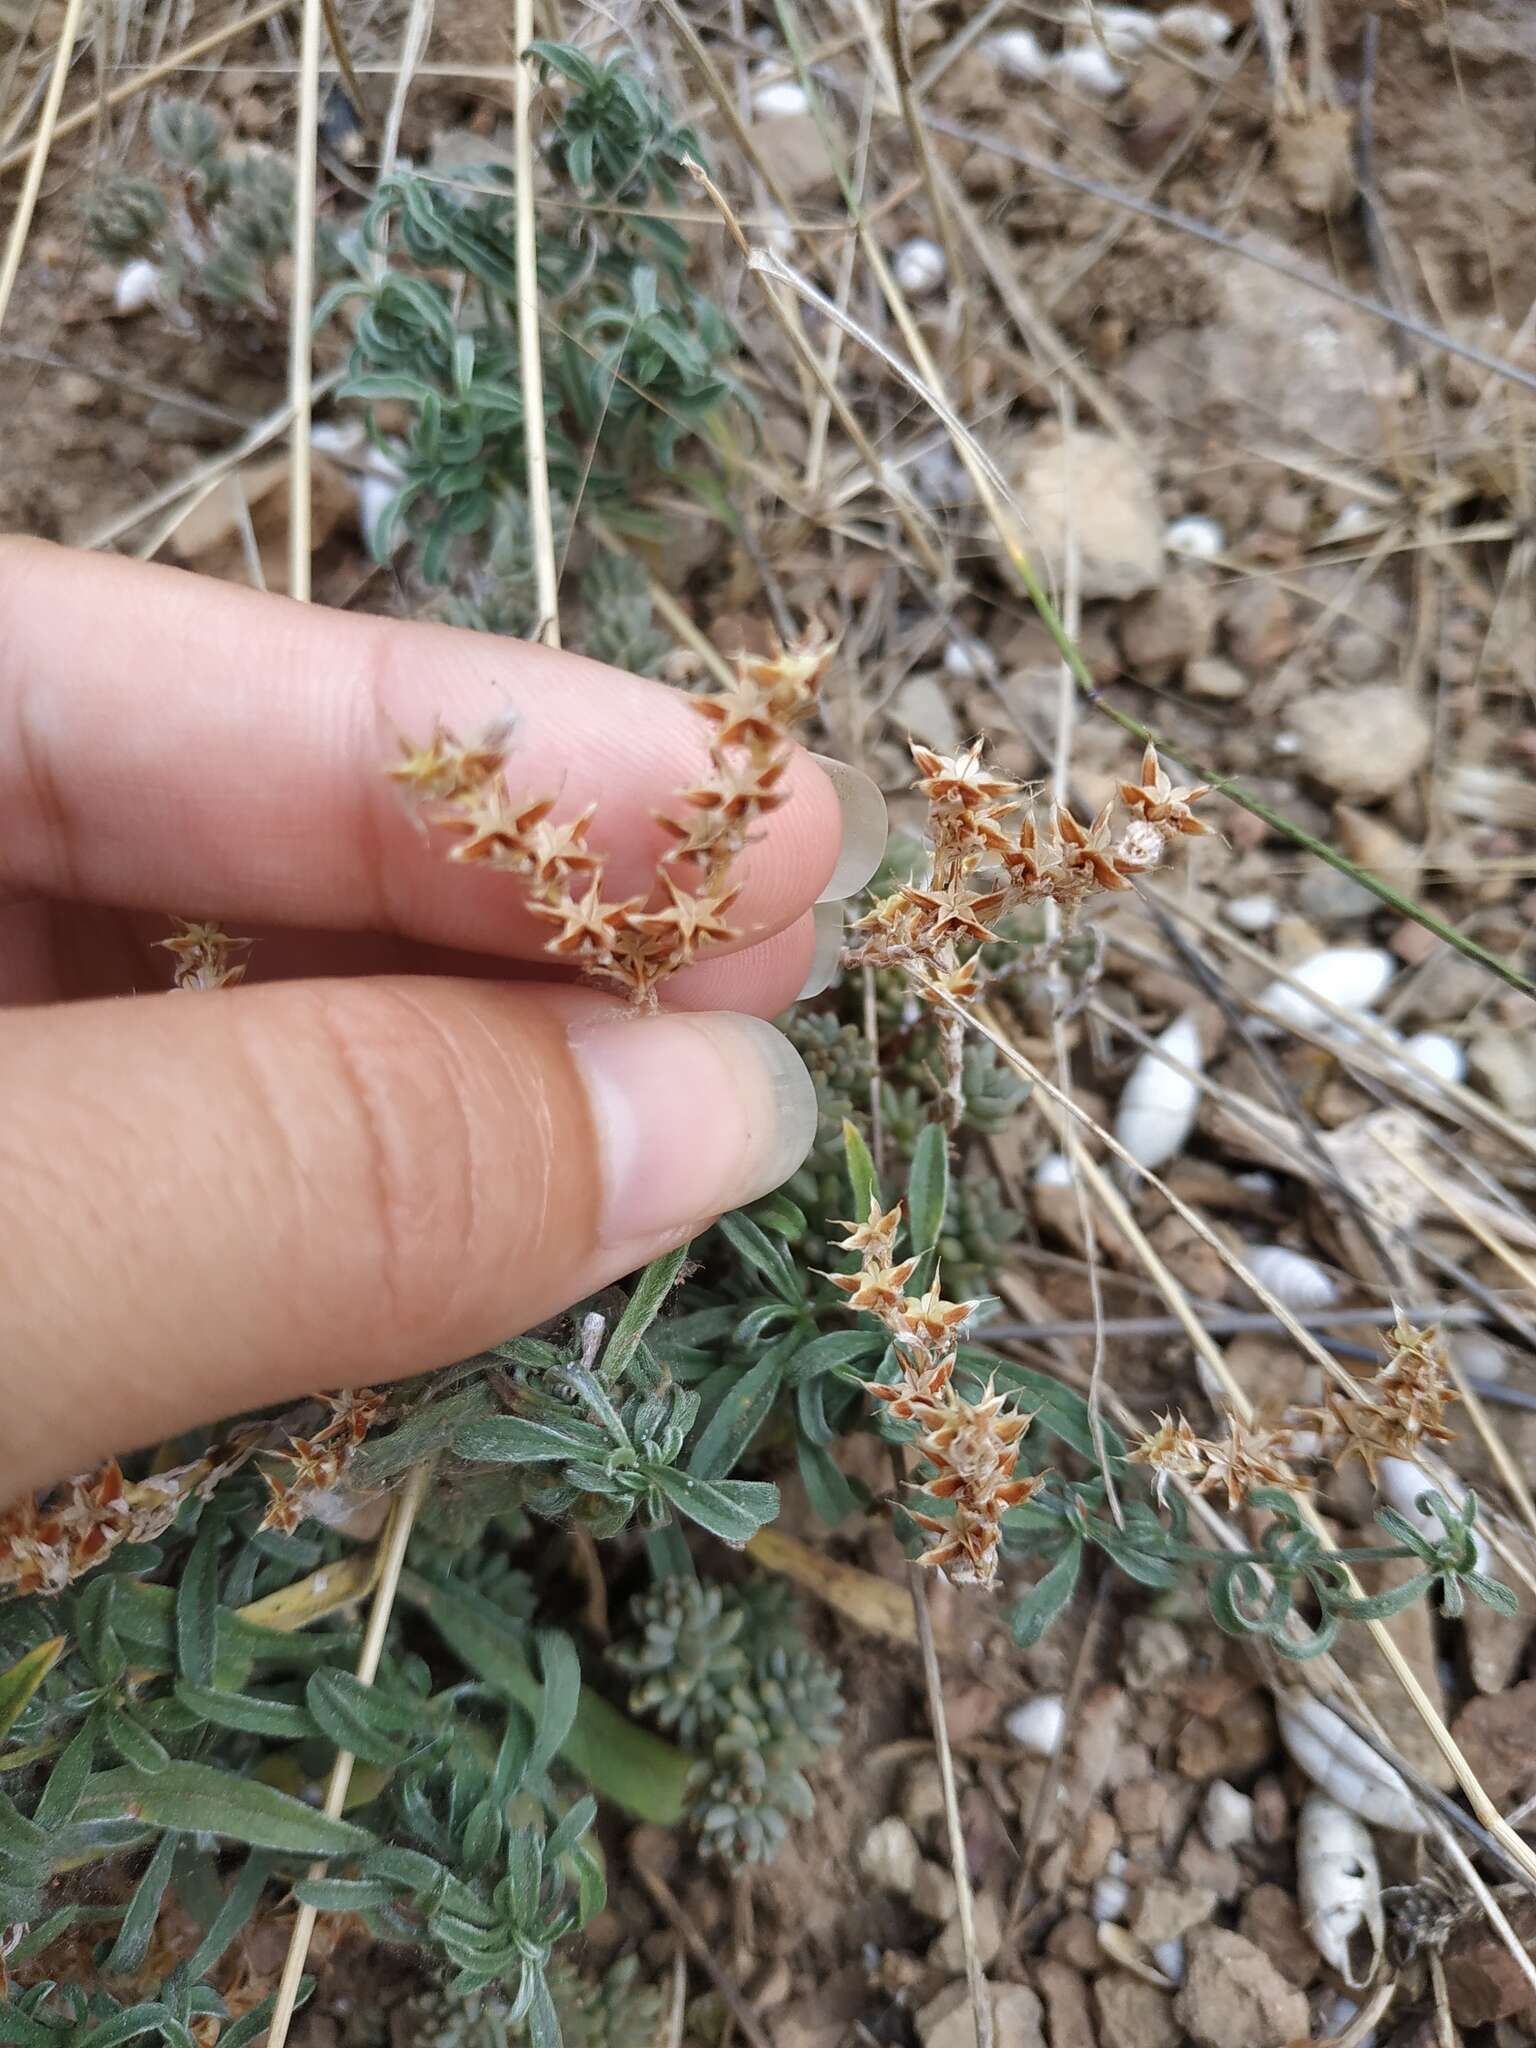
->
xmin=35 ymin=1712 xmax=97 ymax=1831
xmin=102 ymin=1829 xmax=178 ymax=1977
xmin=1007 ymin=1541 xmax=1084 ymax=1649
xmin=186 ymin=1851 xmax=278 ymax=1979
xmin=796 ymin=1438 xmax=862 ymax=1527
xmin=528 ymin=1630 xmax=581 ymax=1778
xmin=401 ymin=1573 xmax=691 ymax=1824
xmin=841 ymin=1118 xmax=879 ymax=1221
xmin=455 ymin=1415 xmax=611 ymax=1465
xmin=306 ymin=1670 xmax=420 ymax=1768
xmin=687 ymin=1352 xmax=785 ymax=1481
xmin=293 ymin=1873 xmax=402 ymax=1911
xmin=177 ymin=1519 xmax=222 ymax=1687
xmin=787 ymin=1329 xmax=885 ymax=1386
xmin=751 ymin=1192 xmax=807 ymax=1240
xmin=105 ymin=1707 xmax=171 ymax=1775
xmin=970 ymin=1352 xmax=1124 ymax=1461
xmin=906 ymin=1122 xmax=949 ymax=1253
xmin=174 ymin=1682 xmax=315 ymax=1740
xmin=351 ymin=1383 xmax=493 ymax=1486
xmin=716 ymin=1213 xmax=803 ymax=1305
xmin=601 ymin=1245 xmax=690 ymax=1384
xmin=78 ymin=1763 xmax=375 ymax=1855
xmin=0 ymin=1636 xmax=63 ymax=1745
xmin=651 ymin=1468 xmax=778 ymax=1546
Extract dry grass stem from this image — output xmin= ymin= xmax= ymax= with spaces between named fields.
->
xmin=0 ymin=0 xmax=90 ymax=338
xmin=513 ymin=0 xmax=559 ymax=647
xmin=263 ymin=1459 xmax=434 ymax=2048
xmin=286 ymin=0 xmax=322 ymax=603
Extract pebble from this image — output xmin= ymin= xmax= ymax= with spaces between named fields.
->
xmin=1224 ymin=891 xmax=1278 ymax=931
xmin=1200 ymin=1779 xmax=1255 ymax=1851
xmin=1165 ymin=513 xmax=1225 ymax=558
xmin=912 ymin=1858 xmax=960 ymax=1922
xmin=1119 ymin=572 xmax=1217 ymax=681
xmin=1291 ymin=681 xmax=1433 ymax=801
xmin=1094 ymin=1974 xmax=1179 ymax=2048
xmin=1008 ymin=430 xmax=1164 ymax=599
xmin=1468 ymin=1027 xmax=1536 ymax=1119
xmin=930 ymin=1892 xmax=1003 ymax=1971
xmin=1222 ymin=583 xmax=1297 ymax=671
xmin=892 ymin=671 xmax=963 ymax=754
xmin=1006 ymin=1694 xmax=1065 ymax=1756
xmin=859 ymin=1815 xmax=920 ymax=1896
xmin=1091 ymin=1875 xmax=1131 ymax=1923
xmin=1184 ymin=654 xmax=1248 ymax=700
xmin=916 ymin=1980 xmax=1046 ymax=2048
xmin=1174 ymin=1927 xmax=1311 ymax=2048
xmin=894 ymin=235 xmax=947 ymax=297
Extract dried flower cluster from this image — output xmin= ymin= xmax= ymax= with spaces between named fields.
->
xmin=847 ymin=739 xmax=1209 ymax=1121
xmin=158 ymin=917 xmax=251 ymax=990
xmin=829 ymin=1197 xmax=1043 ymax=1585
xmin=1130 ymin=1410 xmax=1305 ymax=1512
xmin=0 ymin=1433 xmax=257 ymax=1596
xmin=393 ymin=634 xmax=831 ymax=1005
xmin=259 ymin=1387 xmax=387 ymax=1532
xmin=1310 ymin=1317 xmax=1459 ymax=1482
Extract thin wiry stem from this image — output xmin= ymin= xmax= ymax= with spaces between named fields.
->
xmin=0 ymin=0 xmax=292 ymax=179
xmin=749 ymin=243 xmax=1535 ymax=997
xmin=512 ymin=0 xmax=559 ymax=647
xmin=950 ymin=990 xmax=1536 ymax=1886
xmin=286 ymin=0 xmax=322 ymax=603
xmin=264 ymin=1461 xmax=433 ymax=2048
xmin=0 ymin=0 xmax=89 ymax=338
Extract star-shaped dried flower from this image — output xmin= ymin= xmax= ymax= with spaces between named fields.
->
xmin=631 ymin=874 xmax=741 ymax=960
xmin=1193 ymin=1418 xmax=1304 ymax=1512
xmin=1055 ymin=802 xmax=1135 ymax=894
xmin=899 ymin=880 xmax=1010 ymax=946
xmin=896 ymin=1284 xmax=981 ymax=1351
xmin=826 ymin=1255 xmax=920 ymax=1317
xmin=530 ymin=881 xmax=639 ymax=961
xmin=1119 ymin=743 xmax=1211 ymax=837
xmin=523 ymin=809 xmax=602 ymax=886
xmin=389 ymin=722 xmax=513 ymax=802
xmin=910 ymin=738 xmax=1020 ymax=811
xmin=834 ymin=1197 xmax=905 ymax=1257
xmin=1128 ymin=1410 xmax=1205 ymax=1502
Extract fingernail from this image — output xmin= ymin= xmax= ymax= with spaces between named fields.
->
xmin=810 ymin=753 xmax=888 ymax=903
xmin=798 ymin=899 xmax=846 ymax=1000
xmin=570 ymin=1011 xmax=817 ymax=1248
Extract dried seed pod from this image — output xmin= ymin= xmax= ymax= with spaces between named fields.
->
xmin=1297 ymin=1789 xmax=1384 ymax=1986
xmin=984 ymin=26 xmax=1049 ymax=80
xmin=1255 ymin=947 xmax=1395 ymax=1036
xmin=1241 ymin=1243 xmax=1339 ymax=1312
xmin=1114 ymin=1012 xmax=1203 ymax=1170
xmin=1277 ymin=1693 xmax=1425 ymax=1834
xmin=1052 ymin=44 xmax=1129 ymax=95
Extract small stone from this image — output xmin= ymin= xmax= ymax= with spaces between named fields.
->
xmin=916 ymin=1980 xmax=1046 ymax=2048
xmin=1006 ymin=430 xmax=1164 ymax=600
xmin=891 ymin=670 xmax=963 ymax=755
xmin=1184 ymin=654 xmax=1249 ymax=700
xmin=1131 ymin=1881 xmax=1218 ymax=1946
xmin=1469 ymin=1027 xmax=1536 ymax=1120
xmin=1236 ymin=1885 xmax=1318 ymax=1990
xmin=860 ymin=1816 xmax=920 ymax=1897
xmin=1450 ymin=1678 xmax=1536 ymax=1805
xmin=1113 ymin=1776 xmax=1171 ymax=1843
xmin=1122 ymin=1618 xmax=1190 ymax=1692
xmin=1005 ymin=1695 xmax=1065 ymax=1757
xmin=1175 ymin=1834 xmax=1243 ymax=1904
xmin=751 ymin=112 xmax=834 ymax=198
xmin=1176 ymin=1688 xmax=1274 ymax=1780
xmin=1251 ymin=1776 xmax=1290 ymax=1847
xmin=1200 ymin=1780 xmax=1254 ymax=1851
xmin=1046 ymin=1910 xmax=1103 ymax=1973
xmin=1289 ymin=682 xmax=1432 ymax=801
xmin=57 ymin=372 xmax=102 ymax=408
xmin=912 ymin=1857 xmax=960 ymax=1922
xmin=1093 ymin=1972 xmax=1180 ymax=2048
xmin=1033 ymin=1960 xmax=1096 ymax=2048
xmin=930 ymin=1891 xmax=1003 ymax=1971
xmin=1068 ymin=1806 xmax=1120 ymax=1884
xmin=1119 ymin=572 xmax=1217 ymax=681
xmin=1175 ymin=1927 xmax=1311 ymax=2048
xmin=1222 ymin=583 xmax=1297 ymax=671
xmin=1091 ymin=1875 xmax=1131 ymax=1924
xmin=902 ymin=1758 xmax=949 ymax=1840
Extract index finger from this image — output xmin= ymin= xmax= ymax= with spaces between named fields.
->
xmin=0 ymin=540 xmax=847 ymax=962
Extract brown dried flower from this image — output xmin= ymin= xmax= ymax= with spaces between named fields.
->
xmin=159 ymin=918 xmax=252 ymax=991
xmin=1190 ymin=1417 xmax=1306 ymax=1512
xmin=1128 ymin=1410 xmax=1206 ymax=1503
xmin=398 ymin=630 xmax=831 ymax=1006
xmin=1310 ymin=1316 xmax=1459 ymax=1481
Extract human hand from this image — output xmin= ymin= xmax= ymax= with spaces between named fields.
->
xmin=0 ymin=541 xmax=885 ymax=1498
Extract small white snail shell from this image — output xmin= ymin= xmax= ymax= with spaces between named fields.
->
xmin=1297 ymin=1790 xmax=1385 ymax=1987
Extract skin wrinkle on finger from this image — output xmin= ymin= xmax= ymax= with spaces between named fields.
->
xmin=0 ymin=541 xmax=843 ymax=963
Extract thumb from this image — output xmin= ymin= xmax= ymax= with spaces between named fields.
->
xmin=0 ymin=978 xmax=815 ymax=1494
